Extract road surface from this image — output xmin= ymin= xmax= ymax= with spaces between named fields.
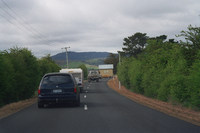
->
xmin=0 ymin=79 xmax=200 ymax=133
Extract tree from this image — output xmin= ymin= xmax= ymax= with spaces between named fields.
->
xmin=79 ymin=64 xmax=88 ymax=79
xmin=177 ymin=25 xmax=200 ymax=49
xmin=38 ymin=54 xmax=60 ymax=76
xmin=0 ymin=47 xmax=61 ymax=107
xmin=117 ymin=58 xmax=131 ymax=88
xmin=188 ymin=50 xmax=200 ymax=107
xmin=7 ymin=47 xmax=40 ymax=100
xmin=122 ymin=32 xmax=149 ymax=58
xmin=177 ymin=25 xmax=200 ymax=66
xmin=104 ymin=53 xmax=119 ymax=74
xmin=0 ymin=52 xmax=15 ymax=106
xmin=149 ymin=35 xmax=167 ymax=42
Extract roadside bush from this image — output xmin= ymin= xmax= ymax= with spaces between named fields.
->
xmin=7 ymin=48 xmax=40 ymax=100
xmin=188 ymin=51 xmax=200 ymax=108
xmin=0 ymin=52 xmax=15 ymax=106
xmin=118 ymin=40 xmax=190 ymax=105
xmin=0 ymin=48 xmax=60 ymax=107
xmin=79 ymin=64 xmax=88 ymax=80
xmin=157 ymin=45 xmax=188 ymax=103
xmin=117 ymin=58 xmax=131 ymax=88
xmin=141 ymin=40 xmax=171 ymax=98
xmin=129 ymin=58 xmax=143 ymax=94
xmin=38 ymin=54 xmax=60 ymax=77
xmin=118 ymin=25 xmax=200 ymax=109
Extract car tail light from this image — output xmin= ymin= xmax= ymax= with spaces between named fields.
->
xmin=38 ymin=89 xmax=41 ymax=94
xmin=74 ymin=88 xmax=77 ymax=93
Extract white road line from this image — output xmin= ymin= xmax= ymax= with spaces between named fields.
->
xmin=84 ymin=105 xmax=88 ymax=110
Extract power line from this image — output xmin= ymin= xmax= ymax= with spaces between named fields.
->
xmin=0 ymin=0 xmax=57 ymax=46
xmin=0 ymin=0 xmax=64 ymax=47
xmin=1 ymin=0 xmax=47 ymax=39
xmin=0 ymin=3 xmax=44 ymax=40
xmin=0 ymin=12 xmax=24 ymax=32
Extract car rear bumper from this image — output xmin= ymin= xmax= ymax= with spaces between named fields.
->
xmin=38 ymin=95 xmax=77 ymax=104
xmin=88 ymin=77 xmax=99 ymax=80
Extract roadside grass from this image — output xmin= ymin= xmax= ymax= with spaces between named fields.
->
xmin=0 ymin=92 xmax=37 ymax=119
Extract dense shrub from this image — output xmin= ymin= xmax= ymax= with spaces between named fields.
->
xmin=79 ymin=64 xmax=88 ymax=80
xmin=117 ymin=40 xmax=200 ymax=109
xmin=7 ymin=48 xmax=40 ymax=100
xmin=117 ymin=58 xmax=131 ymax=89
xmin=117 ymin=25 xmax=200 ymax=109
xmin=0 ymin=52 xmax=15 ymax=106
xmin=38 ymin=54 xmax=60 ymax=77
xmin=188 ymin=51 xmax=200 ymax=108
xmin=129 ymin=58 xmax=143 ymax=94
xmin=0 ymin=48 xmax=60 ymax=107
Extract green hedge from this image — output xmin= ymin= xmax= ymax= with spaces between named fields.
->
xmin=118 ymin=40 xmax=200 ymax=109
xmin=0 ymin=48 xmax=60 ymax=107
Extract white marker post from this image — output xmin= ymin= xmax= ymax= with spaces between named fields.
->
xmin=119 ymin=81 xmax=121 ymax=89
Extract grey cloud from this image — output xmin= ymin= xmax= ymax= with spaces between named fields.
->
xmin=0 ymin=0 xmax=200 ymax=57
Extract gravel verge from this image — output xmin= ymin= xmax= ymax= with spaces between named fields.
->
xmin=107 ymin=76 xmax=200 ymax=126
xmin=0 ymin=97 xmax=37 ymax=119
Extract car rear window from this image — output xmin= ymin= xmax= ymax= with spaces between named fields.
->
xmin=41 ymin=75 xmax=73 ymax=89
xmin=90 ymin=71 xmax=99 ymax=74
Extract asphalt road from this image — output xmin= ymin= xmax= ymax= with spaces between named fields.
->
xmin=0 ymin=79 xmax=200 ymax=133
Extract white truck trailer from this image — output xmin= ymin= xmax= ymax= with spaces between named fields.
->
xmin=59 ymin=68 xmax=84 ymax=92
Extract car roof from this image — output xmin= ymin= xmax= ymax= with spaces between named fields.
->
xmin=44 ymin=72 xmax=72 ymax=76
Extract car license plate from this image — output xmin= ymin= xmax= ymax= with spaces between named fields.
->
xmin=53 ymin=89 xmax=62 ymax=93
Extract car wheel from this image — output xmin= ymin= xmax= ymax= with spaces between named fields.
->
xmin=38 ymin=103 xmax=43 ymax=108
xmin=75 ymin=96 xmax=80 ymax=106
xmin=80 ymin=88 xmax=83 ymax=93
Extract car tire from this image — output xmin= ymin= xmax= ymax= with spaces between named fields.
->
xmin=38 ymin=103 xmax=43 ymax=108
xmin=80 ymin=88 xmax=83 ymax=93
xmin=75 ymin=96 xmax=80 ymax=106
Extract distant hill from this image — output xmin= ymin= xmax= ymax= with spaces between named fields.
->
xmin=51 ymin=51 xmax=110 ymax=67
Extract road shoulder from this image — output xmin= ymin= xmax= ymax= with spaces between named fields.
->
xmin=107 ymin=76 xmax=200 ymax=126
xmin=0 ymin=97 xmax=37 ymax=119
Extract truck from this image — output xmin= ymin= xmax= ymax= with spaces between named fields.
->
xmin=59 ymin=68 xmax=84 ymax=92
xmin=87 ymin=70 xmax=101 ymax=82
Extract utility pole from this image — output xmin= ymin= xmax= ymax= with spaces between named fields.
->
xmin=62 ymin=47 xmax=70 ymax=68
xmin=117 ymin=51 xmax=121 ymax=89
xmin=119 ymin=52 xmax=121 ymax=65
xmin=117 ymin=51 xmax=121 ymax=65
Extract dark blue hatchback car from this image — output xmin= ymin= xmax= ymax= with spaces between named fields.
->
xmin=38 ymin=73 xmax=80 ymax=108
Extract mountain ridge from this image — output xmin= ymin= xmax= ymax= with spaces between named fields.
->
xmin=51 ymin=51 xmax=110 ymax=61
xmin=51 ymin=51 xmax=111 ymax=67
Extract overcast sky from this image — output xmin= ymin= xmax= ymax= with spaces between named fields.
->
xmin=0 ymin=0 xmax=200 ymax=57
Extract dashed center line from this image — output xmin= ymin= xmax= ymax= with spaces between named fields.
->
xmin=84 ymin=104 xmax=88 ymax=110
xmin=83 ymin=84 xmax=90 ymax=111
